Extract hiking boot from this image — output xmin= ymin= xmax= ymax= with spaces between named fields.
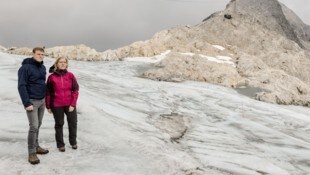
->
xmin=59 ymin=147 xmax=65 ymax=152
xmin=28 ymin=153 xmax=40 ymax=165
xmin=36 ymin=146 xmax=49 ymax=154
xmin=72 ymin=145 xmax=78 ymax=150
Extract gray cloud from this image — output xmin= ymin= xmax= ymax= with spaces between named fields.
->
xmin=0 ymin=0 xmax=308 ymax=51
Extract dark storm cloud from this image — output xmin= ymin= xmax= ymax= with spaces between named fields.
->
xmin=0 ymin=0 xmax=308 ymax=51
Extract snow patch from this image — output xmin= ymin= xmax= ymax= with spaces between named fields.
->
xmin=213 ymin=45 xmax=226 ymax=51
xmin=124 ymin=50 xmax=171 ymax=63
xmin=181 ymin=52 xmax=235 ymax=67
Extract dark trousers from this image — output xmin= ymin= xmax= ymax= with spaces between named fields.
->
xmin=51 ymin=106 xmax=77 ymax=148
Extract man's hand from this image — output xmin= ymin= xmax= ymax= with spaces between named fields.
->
xmin=68 ymin=106 xmax=75 ymax=112
xmin=25 ymin=105 xmax=33 ymax=111
xmin=47 ymin=109 xmax=52 ymax=114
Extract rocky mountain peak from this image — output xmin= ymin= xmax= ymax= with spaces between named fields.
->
xmin=212 ymin=0 xmax=310 ymax=49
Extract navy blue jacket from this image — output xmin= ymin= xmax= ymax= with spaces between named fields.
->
xmin=18 ymin=58 xmax=46 ymax=107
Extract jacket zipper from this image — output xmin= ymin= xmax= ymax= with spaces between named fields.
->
xmin=61 ymin=75 xmax=64 ymax=98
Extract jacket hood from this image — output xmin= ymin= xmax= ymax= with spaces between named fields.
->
xmin=54 ymin=69 xmax=68 ymax=76
xmin=49 ymin=65 xmax=55 ymax=73
xmin=22 ymin=57 xmax=44 ymax=66
xmin=49 ymin=65 xmax=68 ymax=75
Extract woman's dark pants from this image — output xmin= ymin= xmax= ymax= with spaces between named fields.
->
xmin=51 ymin=106 xmax=77 ymax=148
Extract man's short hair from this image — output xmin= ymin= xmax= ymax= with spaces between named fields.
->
xmin=32 ymin=47 xmax=45 ymax=53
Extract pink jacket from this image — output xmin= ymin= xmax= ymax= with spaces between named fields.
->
xmin=46 ymin=70 xmax=79 ymax=109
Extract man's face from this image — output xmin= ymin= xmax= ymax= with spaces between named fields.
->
xmin=33 ymin=51 xmax=44 ymax=62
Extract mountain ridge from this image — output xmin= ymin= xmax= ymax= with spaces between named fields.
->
xmin=2 ymin=0 xmax=310 ymax=106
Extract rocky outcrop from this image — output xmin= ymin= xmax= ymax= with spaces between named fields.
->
xmin=280 ymin=3 xmax=310 ymax=49
xmin=7 ymin=45 xmax=119 ymax=61
xmin=97 ymin=0 xmax=310 ymax=58
xmin=221 ymin=0 xmax=305 ymax=49
xmin=138 ymin=0 xmax=310 ymax=106
xmin=236 ymin=54 xmax=310 ymax=106
xmin=105 ymin=25 xmax=233 ymax=60
xmin=45 ymin=45 xmax=118 ymax=61
xmin=7 ymin=47 xmax=32 ymax=55
xmin=152 ymin=113 xmax=188 ymax=143
xmin=142 ymin=52 xmax=241 ymax=87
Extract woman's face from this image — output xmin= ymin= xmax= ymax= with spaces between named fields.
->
xmin=57 ymin=58 xmax=67 ymax=70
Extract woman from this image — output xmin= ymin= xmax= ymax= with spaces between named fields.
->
xmin=46 ymin=57 xmax=79 ymax=152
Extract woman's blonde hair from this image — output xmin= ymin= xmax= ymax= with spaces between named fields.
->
xmin=53 ymin=57 xmax=69 ymax=71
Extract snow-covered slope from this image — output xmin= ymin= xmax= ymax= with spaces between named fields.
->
xmin=0 ymin=52 xmax=310 ymax=175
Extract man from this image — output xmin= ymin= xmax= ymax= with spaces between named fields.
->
xmin=18 ymin=47 xmax=49 ymax=165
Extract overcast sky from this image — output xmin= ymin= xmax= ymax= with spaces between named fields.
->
xmin=0 ymin=0 xmax=309 ymax=51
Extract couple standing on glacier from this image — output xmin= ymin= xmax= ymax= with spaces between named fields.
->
xmin=17 ymin=47 xmax=79 ymax=165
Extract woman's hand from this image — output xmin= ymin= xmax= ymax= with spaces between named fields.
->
xmin=47 ymin=109 xmax=52 ymax=114
xmin=69 ymin=106 xmax=75 ymax=112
